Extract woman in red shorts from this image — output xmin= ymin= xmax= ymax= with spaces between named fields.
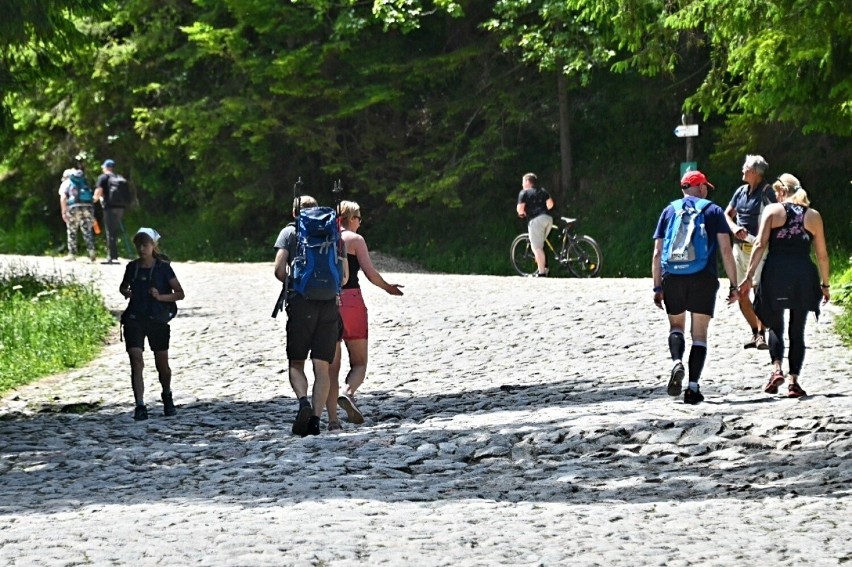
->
xmin=327 ymin=201 xmax=404 ymax=430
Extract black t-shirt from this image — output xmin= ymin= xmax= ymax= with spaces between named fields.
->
xmin=517 ymin=187 xmax=552 ymax=220
xmin=121 ymin=259 xmax=177 ymax=322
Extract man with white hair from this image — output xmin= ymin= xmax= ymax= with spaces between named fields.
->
xmin=725 ymin=154 xmax=776 ymax=350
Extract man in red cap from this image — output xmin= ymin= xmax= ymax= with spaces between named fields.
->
xmin=651 ymin=170 xmax=739 ymax=404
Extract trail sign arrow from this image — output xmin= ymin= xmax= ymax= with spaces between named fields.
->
xmin=674 ymin=124 xmax=699 ymax=137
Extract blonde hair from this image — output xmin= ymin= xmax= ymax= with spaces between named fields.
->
xmin=773 ymin=173 xmax=810 ymax=206
xmin=338 ymin=200 xmax=361 ymax=225
xmin=292 ymin=195 xmax=318 ymax=213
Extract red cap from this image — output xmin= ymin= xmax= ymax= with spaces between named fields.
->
xmin=680 ymin=170 xmax=715 ymax=190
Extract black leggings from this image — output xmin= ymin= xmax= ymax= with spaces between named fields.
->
xmin=764 ymin=309 xmax=808 ymax=375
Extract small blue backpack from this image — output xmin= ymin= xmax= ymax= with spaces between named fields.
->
xmin=291 ymin=207 xmax=342 ymax=300
xmin=661 ymin=198 xmax=712 ymax=275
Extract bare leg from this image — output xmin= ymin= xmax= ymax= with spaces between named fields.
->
xmin=154 ymin=350 xmax=171 ymax=393
xmin=289 ymin=360 xmax=309 ymax=398
xmin=128 ymin=348 xmax=145 ymax=404
xmin=311 ymin=359 xmax=330 ymax=418
xmin=326 ymin=342 xmax=343 ymax=422
xmin=341 ymin=339 xmax=368 ymax=397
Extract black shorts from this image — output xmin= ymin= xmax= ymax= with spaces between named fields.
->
xmin=285 ymin=294 xmax=339 ymax=363
xmin=662 ymin=271 xmax=720 ymax=317
xmin=124 ymin=319 xmax=171 ymax=352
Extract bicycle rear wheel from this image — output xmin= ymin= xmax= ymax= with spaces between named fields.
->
xmin=565 ymin=235 xmax=603 ymax=277
xmin=510 ymin=234 xmax=538 ymax=276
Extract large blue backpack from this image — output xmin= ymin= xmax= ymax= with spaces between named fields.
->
xmin=291 ymin=207 xmax=342 ymax=300
xmin=661 ymin=198 xmax=713 ymax=275
xmin=67 ymin=172 xmax=94 ymax=205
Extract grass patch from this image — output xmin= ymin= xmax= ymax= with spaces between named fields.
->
xmin=831 ymin=258 xmax=852 ymax=346
xmin=0 ymin=263 xmax=115 ymax=395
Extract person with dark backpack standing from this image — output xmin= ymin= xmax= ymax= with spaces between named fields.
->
xmin=94 ymin=159 xmax=131 ymax=264
xmin=273 ymin=192 xmax=348 ymax=436
xmin=58 ymin=167 xmax=97 ymax=262
xmin=651 ymin=170 xmax=739 ymax=404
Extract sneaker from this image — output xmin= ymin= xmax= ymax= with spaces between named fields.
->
xmin=667 ymin=362 xmax=685 ymax=396
xmin=744 ymin=334 xmax=758 ymax=349
xmin=787 ymin=383 xmax=807 ymax=398
xmin=683 ymin=386 xmax=704 ymax=405
xmin=754 ymin=335 xmax=769 ymax=350
xmin=100 ymin=259 xmax=119 ymax=265
xmin=307 ymin=416 xmax=321 ymax=436
xmin=133 ymin=405 xmax=148 ymax=421
xmin=292 ymin=399 xmax=312 ymax=436
xmin=89 ymin=252 xmax=97 ymax=263
xmin=162 ymin=391 xmax=177 ymax=417
xmin=764 ymin=370 xmax=785 ymax=394
xmin=328 ymin=421 xmax=342 ymax=432
xmin=63 ymin=254 xmax=76 ymax=262
xmin=338 ymin=394 xmax=364 ymax=424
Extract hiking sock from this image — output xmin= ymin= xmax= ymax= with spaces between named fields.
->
xmin=687 ymin=381 xmax=699 ymax=392
xmin=668 ymin=331 xmax=685 ymax=361
xmin=758 ymin=330 xmax=766 ymax=339
xmin=688 ymin=343 xmax=707 ymax=382
xmin=298 ymin=396 xmax=310 ymax=408
xmin=136 ymin=400 xmax=145 ymax=407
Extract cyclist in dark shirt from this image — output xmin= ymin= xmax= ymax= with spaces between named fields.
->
xmin=516 ymin=172 xmax=555 ymax=277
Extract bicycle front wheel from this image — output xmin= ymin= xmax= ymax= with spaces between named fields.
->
xmin=510 ymin=234 xmax=538 ymax=276
xmin=565 ymin=235 xmax=603 ymax=277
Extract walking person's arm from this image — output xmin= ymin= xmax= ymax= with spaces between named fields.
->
xmin=805 ymin=208 xmax=831 ymax=304
xmin=717 ymin=232 xmax=739 ymax=304
xmin=651 ymin=239 xmax=664 ymax=309
xmin=352 ymin=236 xmax=403 ymax=295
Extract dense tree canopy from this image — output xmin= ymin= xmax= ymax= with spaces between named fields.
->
xmin=0 ymin=0 xmax=848 ymax=272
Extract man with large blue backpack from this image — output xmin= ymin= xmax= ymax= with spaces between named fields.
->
xmin=651 ymin=170 xmax=739 ymax=404
xmin=273 ymin=184 xmax=348 ymax=436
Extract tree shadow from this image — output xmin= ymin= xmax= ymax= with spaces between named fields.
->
xmin=1 ymin=375 xmax=848 ymax=514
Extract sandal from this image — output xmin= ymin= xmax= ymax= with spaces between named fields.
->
xmin=764 ymin=370 xmax=785 ymax=394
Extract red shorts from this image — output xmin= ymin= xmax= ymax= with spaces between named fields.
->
xmin=339 ymin=288 xmax=368 ymax=340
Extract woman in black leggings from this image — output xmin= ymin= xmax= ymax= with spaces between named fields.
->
xmin=738 ymin=173 xmax=830 ymax=397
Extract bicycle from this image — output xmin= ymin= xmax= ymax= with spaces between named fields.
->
xmin=510 ymin=216 xmax=603 ymax=277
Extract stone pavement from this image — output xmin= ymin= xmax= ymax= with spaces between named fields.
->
xmin=1 ymin=254 xmax=850 ymax=566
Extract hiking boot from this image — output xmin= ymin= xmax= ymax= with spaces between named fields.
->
xmin=162 ymin=391 xmax=177 ymax=417
xmin=133 ymin=405 xmax=148 ymax=421
xmin=328 ymin=421 xmax=342 ymax=432
xmin=764 ymin=370 xmax=785 ymax=394
xmin=683 ymin=386 xmax=704 ymax=405
xmin=338 ymin=394 xmax=364 ymax=424
xmin=787 ymin=383 xmax=807 ymax=398
xmin=89 ymin=252 xmax=97 ymax=263
xmin=744 ymin=334 xmax=758 ymax=349
xmin=754 ymin=335 xmax=769 ymax=350
xmin=292 ymin=399 xmax=312 ymax=436
xmin=307 ymin=416 xmax=321 ymax=436
xmin=667 ymin=362 xmax=685 ymax=396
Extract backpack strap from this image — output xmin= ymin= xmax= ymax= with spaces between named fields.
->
xmin=694 ymin=198 xmax=712 ymax=212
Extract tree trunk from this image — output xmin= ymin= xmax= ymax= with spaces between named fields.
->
xmin=556 ymin=64 xmax=572 ymax=205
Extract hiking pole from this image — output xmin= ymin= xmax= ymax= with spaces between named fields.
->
xmin=118 ymin=218 xmax=133 ymax=258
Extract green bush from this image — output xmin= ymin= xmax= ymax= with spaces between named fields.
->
xmin=0 ymin=265 xmax=114 ymax=395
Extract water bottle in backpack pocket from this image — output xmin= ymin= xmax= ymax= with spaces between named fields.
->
xmin=661 ymin=198 xmax=712 ymax=275
xmin=291 ymin=207 xmax=342 ymax=300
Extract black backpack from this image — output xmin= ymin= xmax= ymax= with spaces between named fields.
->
xmin=107 ymin=173 xmax=132 ymax=207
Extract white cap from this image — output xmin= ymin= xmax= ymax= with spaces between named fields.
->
xmin=135 ymin=227 xmax=161 ymax=243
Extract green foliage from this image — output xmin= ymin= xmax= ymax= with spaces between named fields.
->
xmin=0 ymin=264 xmax=114 ymax=395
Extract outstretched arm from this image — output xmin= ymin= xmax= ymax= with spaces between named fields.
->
xmin=353 ymin=236 xmax=404 ymax=296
